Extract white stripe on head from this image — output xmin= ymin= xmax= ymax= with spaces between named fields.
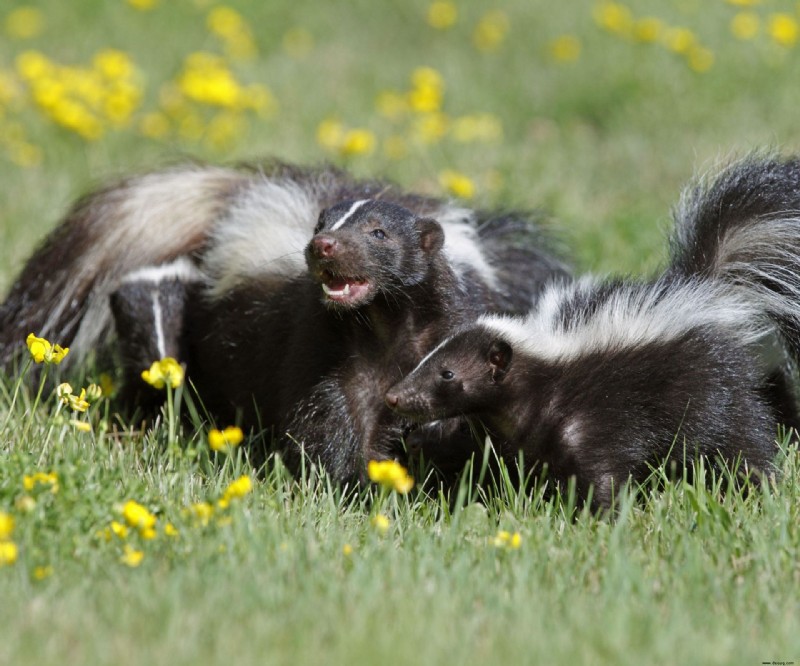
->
xmin=330 ymin=199 xmax=370 ymax=231
xmin=409 ymin=334 xmax=456 ymax=376
xmin=151 ymin=290 xmax=167 ymax=358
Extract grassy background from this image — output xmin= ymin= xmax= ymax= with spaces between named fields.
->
xmin=1 ymin=1 xmax=800 ymax=664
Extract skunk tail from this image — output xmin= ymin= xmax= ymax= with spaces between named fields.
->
xmin=669 ymin=155 xmax=800 ymax=360
xmin=0 ymin=165 xmax=249 ymax=366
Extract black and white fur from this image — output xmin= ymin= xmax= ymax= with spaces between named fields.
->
xmin=386 ymin=155 xmax=800 ymax=507
xmin=188 ymin=198 xmax=568 ymax=482
xmin=0 ymin=160 xmax=569 ymax=482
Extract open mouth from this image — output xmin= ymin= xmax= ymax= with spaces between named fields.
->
xmin=320 ymin=270 xmax=371 ymax=304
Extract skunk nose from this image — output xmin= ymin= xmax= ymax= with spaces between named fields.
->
xmin=385 ymin=392 xmax=399 ymax=409
xmin=312 ymin=235 xmax=338 ymax=258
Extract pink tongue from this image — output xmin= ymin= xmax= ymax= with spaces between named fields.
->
xmin=328 ymin=277 xmax=348 ymax=290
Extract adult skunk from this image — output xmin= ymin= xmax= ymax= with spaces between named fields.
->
xmin=0 ymin=160 xmax=569 ymax=481
xmin=386 ymin=155 xmax=800 ymax=507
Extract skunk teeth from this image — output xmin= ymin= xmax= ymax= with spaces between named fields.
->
xmin=322 ymin=282 xmax=349 ymax=297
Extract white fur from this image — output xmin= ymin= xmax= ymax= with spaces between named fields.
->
xmin=121 ymin=256 xmax=202 ymax=284
xmin=152 ymin=290 xmax=166 ymax=359
xmin=330 ymin=199 xmax=369 ymax=230
xmin=61 ymin=167 xmax=247 ymax=361
xmin=202 ymin=177 xmax=319 ymax=299
xmin=479 ymin=277 xmax=769 ymax=363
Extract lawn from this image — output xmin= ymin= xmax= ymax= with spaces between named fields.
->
xmin=1 ymin=1 xmax=799 ymax=664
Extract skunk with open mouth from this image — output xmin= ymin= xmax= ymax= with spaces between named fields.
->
xmin=0 ymin=160 xmax=569 ymax=483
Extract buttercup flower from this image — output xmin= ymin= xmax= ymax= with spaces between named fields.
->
xmin=0 ymin=542 xmax=18 ymax=567
xmin=367 ymin=460 xmax=414 ymax=494
xmin=122 ymin=500 xmax=157 ymax=532
xmin=0 ymin=512 xmax=14 ymax=540
xmin=219 ymin=476 xmax=252 ymax=507
xmin=26 ymin=333 xmax=69 ymax=364
xmin=141 ymin=357 xmax=184 ymax=389
xmin=23 ymin=472 xmax=59 ymax=494
xmin=371 ymin=513 xmax=390 ymax=534
xmin=492 ymin=530 xmax=522 ymax=549
xmin=120 ymin=545 xmax=144 ymax=567
xmin=208 ymin=426 xmax=244 ymax=452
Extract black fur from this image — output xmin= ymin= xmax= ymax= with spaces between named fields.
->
xmin=387 ymin=155 xmax=800 ymax=508
xmin=187 ymin=199 xmax=569 ymax=483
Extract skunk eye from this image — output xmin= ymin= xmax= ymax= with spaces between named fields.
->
xmin=371 ymin=229 xmax=386 ymax=240
xmin=440 ymin=370 xmax=455 ymax=381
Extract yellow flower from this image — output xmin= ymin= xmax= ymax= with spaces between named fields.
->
xmin=141 ymin=357 xmax=184 ymax=389
xmin=408 ymin=67 xmax=444 ymax=113
xmin=473 ymin=10 xmax=509 ymax=52
xmin=120 ymin=545 xmax=144 ymax=567
xmin=187 ymin=501 xmax=214 ymax=526
xmin=221 ymin=475 xmax=253 ymax=504
xmin=22 ymin=472 xmax=59 ymax=494
xmin=439 ymin=170 xmax=475 ymax=199
xmin=26 ymin=333 xmax=69 ymax=364
xmin=725 ymin=0 xmax=761 ymax=5
xmin=164 ymin=522 xmax=179 ymax=537
xmin=371 ymin=513 xmax=390 ymax=535
xmin=122 ymin=500 xmax=157 ymax=531
xmin=340 ymin=129 xmax=376 ymax=156
xmin=69 ymin=419 xmax=92 ymax=433
xmin=66 ymin=388 xmax=89 ymax=413
xmin=5 ymin=7 xmax=44 ymax=40
xmin=0 ymin=542 xmax=18 ymax=567
xmin=0 ymin=512 xmax=14 ymax=540
xmin=110 ymin=521 xmax=129 ymax=539
xmin=427 ymin=1 xmax=457 ymax=30
xmin=769 ymin=14 xmax=799 ymax=47
xmin=33 ymin=565 xmax=53 ymax=580
xmin=127 ymin=0 xmax=158 ymax=10
xmin=548 ymin=35 xmax=581 ymax=63
xmin=593 ymin=2 xmax=633 ymax=36
xmin=662 ymin=27 xmax=696 ymax=54
xmin=634 ymin=18 xmax=663 ymax=43
xmin=412 ymin=112 xmax=449 ymax=144
xmin=342 ymin=543 xmax=354 ymax=556
xmin=367 ymin=460 xmax=414 ymax=494
xmin=492 ymin=530 xmax=522 ymax=549
xmin=686 ymin=46 xmax=714 ymax=73
xmin=208 ymin=426 xmax=244 ymax=452
xmin=731 ymin=12 xmax=759 ymax=40
xmin=93 ymin=49 xmax=134 ymax=80
xmin=85 ymin=384 xmax=103 ymax=404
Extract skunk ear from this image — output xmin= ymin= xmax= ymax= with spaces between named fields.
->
xmin=416 ymin=218 xmax=444 ymax=255
xmin=488 ymin=340 xmax=512 ymax=382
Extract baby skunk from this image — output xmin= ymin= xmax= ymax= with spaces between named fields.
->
xmin=386 ymin=155 xmax=800 ymax=508
xmin=188 ymin=198 xmax=569 ymax=483
xmin=0 ymin=160 xmax=565 ymax=376
xmin=0 ymin=160 xmax=568 ymax=483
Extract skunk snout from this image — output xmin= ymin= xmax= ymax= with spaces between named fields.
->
xmin=310 ymin=234 xmax=338 ymax=259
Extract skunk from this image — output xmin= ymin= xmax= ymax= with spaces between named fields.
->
xmin=0 ymin=160 xmax=569 ymax=482
xmin=187 ymin=198 xmax=569 ymax=483
xmin=385 ymin=155 xmax=800 ymax=507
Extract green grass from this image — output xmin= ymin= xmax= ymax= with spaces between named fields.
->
xmin=2 ymin=1 xmax=800 ymax=664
